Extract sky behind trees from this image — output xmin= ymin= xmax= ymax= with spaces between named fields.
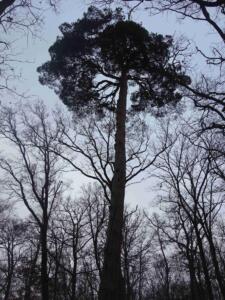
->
xmin=1 ymin=1 xmax=225 ymax=299
xmin=2 ymin=0 xmax=219 ymax=210
xmin=5 ymin=0 xmax=217 ymax=107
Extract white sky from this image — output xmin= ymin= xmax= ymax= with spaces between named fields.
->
xmin=1 ymin=0 xmax=221 ymax=213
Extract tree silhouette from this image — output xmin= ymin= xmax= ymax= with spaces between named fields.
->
xmin=0 ymin=103 xmax=65 ymax=300
xmin=0 ymin=0 xmax=60 ymax=96
xmin=37 ymin=6 xmax=190 ymax=300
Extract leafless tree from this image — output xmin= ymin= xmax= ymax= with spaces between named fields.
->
xmin=152 ymin=129 xmax=225 ymax=299
xmin=122 ymin=208 xmax=152 ymax=300
xmin=0 ymin=0 xmax=60 ymax=96
xmin=0 ymin=102 xmax=66 ymax=300
xmin=54 ymin=110 xmax=169 ymax=200
xmin=0 ymin=203 xmax=27 ymax=300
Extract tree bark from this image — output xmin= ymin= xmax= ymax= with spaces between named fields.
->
xmin=4 ymin=251 xmax=13 ymax=300
xmin=195 ymin=229 xmax=214 ymax=300
xmin=207 ymin=235 xmax=225 ymax=300
xmin=41 ymin=223 xmax=49 ymax=300
xmin=71 ymin=227 xmax=78 ymax=300
xmin=99 ymin=71 xmax=128 ymax=300
xmin=24 ymin=242 xmax=40 ymax=300
xmin=187 ymin=254 xmax=200 ymax=300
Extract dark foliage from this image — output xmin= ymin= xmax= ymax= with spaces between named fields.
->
xmin=37 ymin=6 xmax=190 ymax=114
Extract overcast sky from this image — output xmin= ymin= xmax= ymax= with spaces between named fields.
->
xmin=2 ymin=0 xmax=220 ymax=211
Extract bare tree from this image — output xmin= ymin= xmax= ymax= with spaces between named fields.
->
xmin=50 ymin=110 xmax=170 ymax=299
xmin=153 ymin=129 xmax=225 ymax=299
xmin=0 ymin=102 xmax=66 ymax=300
xmin=122 ymin=208 xmax=152 ymax=300
xmin=80 ymin=184 xmax=108 ymax=280
xmin=0 ymin=0 xmax=60 ymax=96
xmin=0 ymin=202 xmax=27 ymax=300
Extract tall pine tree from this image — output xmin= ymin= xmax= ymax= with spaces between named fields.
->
xmin=37 ymin=6 xmax=190 ymax=299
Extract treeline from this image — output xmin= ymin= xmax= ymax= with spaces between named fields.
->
xmin=0 ymin=101 xmax=224 ymax=300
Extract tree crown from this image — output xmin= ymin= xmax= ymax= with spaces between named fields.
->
xmin=37 ymin=6 xmax=190 ymax=114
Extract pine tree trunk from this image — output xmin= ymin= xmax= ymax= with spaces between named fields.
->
xmin=99 ymin=71 xmax=128 ymax=300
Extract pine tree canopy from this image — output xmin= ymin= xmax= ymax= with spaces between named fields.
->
xmin=37 ymin=6 xmax=191 ymax=114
